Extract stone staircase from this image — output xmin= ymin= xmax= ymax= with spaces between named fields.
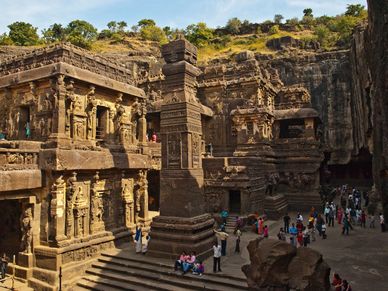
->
xmin=224 ymin=215 xmax=238 ymax=232
xmin=76 ymin=250 xmax=249 ymax=291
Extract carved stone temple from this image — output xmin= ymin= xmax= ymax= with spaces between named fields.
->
xmin=0 ymin=40 xmax=323 ymax=289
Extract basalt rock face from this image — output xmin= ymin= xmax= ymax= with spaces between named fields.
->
xmin=366 ymin=0 xmax=388 ymax=217
xmin=257 ymin=51 xmax=354 ymax=165
xmin=242 ymin=238 xmax=331 ymax=291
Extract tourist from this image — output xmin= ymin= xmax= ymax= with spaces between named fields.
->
xmin=328 ymin=207 xmax=335 ymax=227
xmin=277 ymin=228 xmax=286 ymax=241
xmin=342 ymin=215 xmax=350 ymax=235
xmin=303 ymin=227 xmax=310 ymax=247
xmin=134 ymin=226 xmax=142 ymax=253
xmin=350 ymin=208 xmax=357 ymax=225
xmin=235 ymin=228 xmax=242 ymax=253
xmin=310 ymin=207 xmax=318 ymax=219
xmin=0 ymin=131 xmax=5 ymax=140
xmin=297 ymin=230 xmax=303 ymax=247
xmin=361 ymin=210 xmax=366 ymax=228
xmin=324 ymin=203 xmax=330 ymax=224
xmin=307 ymin=217 xmax=316 ymax=241
xmin=296 ymin=219 xmax=303 ymax=233
xmin=316 ymin=214 xmax=323 ymax=236
xmin=142 ymin=235 xmax=150 ymax=255
xmin=342 ymin=279 xmax=352 ymax=291
xmin=214 ymin=228 xmax=229 ymax=256
xmin=0 ymin=253 xmax=9 ymax=279
xmin=220 ymin=209 xmax=229 ymax=225
xmin=174 ymin=251 xmax=188 ymax=271
xmin=283 ymin=213 xmax=290 ymax=233
xmin=235 ymin=216 xmax=243 ymax=231
xmin=263 ymin=225 xmax=269 ymax=238
xmin=151 ymin=132 xmax=157 ymax=142
xmin=369 ymin=213 xmax=376 ymax=228
xmin=182 ymin=252 xmax=196 ymax=274
xmin=258 ymin=217 xmax=264 ymax=235
xmin=192 ymin=261 xmax=204 ymax=276
xmin=337 ymin=207 xmax=343 ymax=225
xmin=289 ymin=223 xmax=298 ymax=247
xmin=379 ymin=213 xmax=385 ymax=232
xmin=213 ymin=242 xmax=222 ymax=273
xmin=331 ymin=273 xmax=342 ymax=291
xmin=296 ymin=213 xmax=303 ymax=223
xmin=25 ymin=121 xmax=31 ymax=139
xmin=321 ymin=223 xmax=327 ymax=239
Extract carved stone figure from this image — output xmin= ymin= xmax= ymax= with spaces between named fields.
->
xmin=20 ymin=205 xmax=33 ymax=253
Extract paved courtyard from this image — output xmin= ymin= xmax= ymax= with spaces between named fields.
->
xmin=204 ymin=212 xmax=388 ymax=290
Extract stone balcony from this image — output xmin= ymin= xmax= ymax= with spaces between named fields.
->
xmin=0 ymin=140 xmax=42 ymax=194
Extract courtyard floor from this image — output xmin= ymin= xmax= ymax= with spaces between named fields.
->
xmin=204 ymin=212 xmax=388 ymax=290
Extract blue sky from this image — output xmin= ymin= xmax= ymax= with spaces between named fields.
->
xmin=0 ymin=0 xmax=367 ymax=34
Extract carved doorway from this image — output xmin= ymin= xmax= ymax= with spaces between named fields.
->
xmin=18 ymin=106 xmax=30 ymax=139
xmin=0 ymin=200 xmax=22 ymax=259
xmin=96 ymin=106 xmax=109 ymax=140
xmin=229 ymin=190 xmax=241 ymax=214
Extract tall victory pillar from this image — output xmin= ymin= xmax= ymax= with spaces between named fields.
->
xmin=148 ymin=38 xmax=215 ymax=258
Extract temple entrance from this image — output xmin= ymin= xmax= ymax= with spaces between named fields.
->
xmin=279 ymin=119 xmax=305 ymax=138
xmin=18 ymin=106 xmax=30 ymax=139
xmin=148 ymin=170 xmax=160 ymax=211
xmin=229 ymin=190 xmax=241 ymax=213
xmin=0 ymin=200 xmax=22 ymax=259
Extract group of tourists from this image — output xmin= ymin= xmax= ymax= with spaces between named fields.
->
xmin=133 ymin=226 xmax=151 ymax=255
xmin=174 ymin=251 xmax=204 ymax=276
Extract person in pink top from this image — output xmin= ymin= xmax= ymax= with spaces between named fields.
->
xmin=263 ymin=225 xmax=269 ymax=238
xmin=174 ymin=251 xmax=187 ymax=271
xmin=337 ymin=207 xmax=343 ymax=225
xmin=258 ymin=217 xmax=264 ymax=235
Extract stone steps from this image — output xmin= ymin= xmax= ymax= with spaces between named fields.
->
xmin=77 ymin=251 xmax=248 ymax=291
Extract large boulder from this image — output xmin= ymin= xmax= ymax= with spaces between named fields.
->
xmin=242 ymin=238 xmax=330 ymax=291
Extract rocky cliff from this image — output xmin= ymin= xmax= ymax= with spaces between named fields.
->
xmin=366 ymin=0 xmax=388 ymax=217
xmin=257 ymin=51 xmax=355 ymax=165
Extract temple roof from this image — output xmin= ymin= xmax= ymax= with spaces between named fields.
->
xmin=274 ymin=108 xmax=319 ymax=120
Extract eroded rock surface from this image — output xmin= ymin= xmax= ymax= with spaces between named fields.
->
xmin=242 ymin=238 xmax=330 ymax=291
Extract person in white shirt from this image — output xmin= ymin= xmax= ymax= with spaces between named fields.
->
xmin=379 ymin=213 xmax=385 ymax=232
xmin=213 ymin=242 xmax=222 ymax=273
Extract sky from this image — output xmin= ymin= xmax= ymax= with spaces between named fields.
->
xmin=0 ymin=0 xmax=367 ymax=34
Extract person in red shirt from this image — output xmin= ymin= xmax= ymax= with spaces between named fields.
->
xmin=331 ymin=273 xmax=342 ymax=291
xmin=297 ymin=230 xmax=303 ymax=247
xmin=361 ymin=210 xmax=366 ymax=228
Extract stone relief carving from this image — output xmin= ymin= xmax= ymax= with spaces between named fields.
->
xmin=20 ymin=205 xmax=33 ymax=253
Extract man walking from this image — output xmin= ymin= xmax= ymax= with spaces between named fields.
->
xmin=380 ymin=213 xmax=385 ymax=232
xmin=214 ymin=229 xmax=229 ymax=256
xmin=213 ymin=242 xmax=222 ymax=273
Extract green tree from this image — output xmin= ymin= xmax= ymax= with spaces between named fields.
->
xmin=314 ymin=24 xmax=332 ymax=47
xmin=117 ymin=21 xmax=127 ymax=33
xmin=345 ymin=4 xmax=365 ymax=17
xmin=107 ymin=21 xmax=118 ymax=32
xmin=0 ymin=33 xmax=14 ymax=45
xmin=42 ymin=23 xmax=66 ymax=43
xmin=269 ymin=24 xmax=280 ymax=35
xmin=7 ymin=21 xmax=39 ymax=46
xmin=303 ymin=8 xmax=313 ymax=17
xmin=185 ymin=22 xmax=214 ymax=47
xmin=66 ymin=20 xmax=98 ymax=49
xmin=274 ymin=14 xmax=284 ymax=24
xmin=225 ymin=17 xmax=242 ymax=35
xmin=138 ymin=19 xmax=156 ymax=27
xmin=140 ymin=25 xmax=167 ymax=44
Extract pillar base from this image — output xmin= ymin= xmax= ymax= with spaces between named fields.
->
xmin=264 ymin=194 xmax=288 ymax=219
xmin=148 ymin=213 xmax=215 ymax=260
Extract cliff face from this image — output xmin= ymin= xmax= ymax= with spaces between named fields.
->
xmin=258 ymin=51 xmax=355 ymax=165
xmin=366 ymin=0 xmax=388 ymax=216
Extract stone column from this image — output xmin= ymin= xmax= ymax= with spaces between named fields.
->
xmin=148 ymin=38 xmax=215 ymax=259
xmin=49 ymin=75 xmax=69 ymax=143
xmin=138 ymin=110 xmax=147 ymax=143
xmin=49 ymin=176 xmax=67 ymax=242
